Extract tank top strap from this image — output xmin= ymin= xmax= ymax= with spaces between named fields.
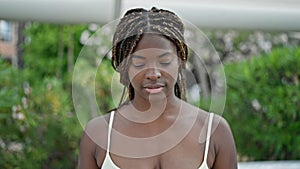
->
xmin=107 ymin=111 xmax=115 ymax=153
xmin=203 ymin=113 xmax=214 ymax=162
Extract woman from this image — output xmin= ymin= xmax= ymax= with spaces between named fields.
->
xmin=78 ymin=7 xmax=237 ymax=169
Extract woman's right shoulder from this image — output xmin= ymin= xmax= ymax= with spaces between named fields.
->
xmin=79 ymin=112 xmax=114 ymax=169
xmin=82 ymin=111 xmax=114 ymax=148
xmin=85 ymin=112 xmax=111 ymax=130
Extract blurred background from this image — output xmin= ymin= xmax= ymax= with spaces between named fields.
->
xmin=0 ymin=0 xmax=299 ymax=168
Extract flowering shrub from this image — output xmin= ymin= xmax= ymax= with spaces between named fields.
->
xmin=0 ymin=60 xmax=81 ymax=168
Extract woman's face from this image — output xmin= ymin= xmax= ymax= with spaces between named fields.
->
xmin=128 ymin=34 xmax=180 ymax=101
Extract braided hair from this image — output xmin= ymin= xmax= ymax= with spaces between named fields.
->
xmin=111 ymin=7 xmax=188 ymax=102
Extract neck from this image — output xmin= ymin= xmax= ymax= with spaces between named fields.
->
xmin=131 ymin=94 xmax=180 ymax=113
xmin=118 ymin=94 xmax=182 ymax=124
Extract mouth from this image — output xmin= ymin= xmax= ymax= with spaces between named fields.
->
xmin=143 ymin=83 xmax=165 ymax=94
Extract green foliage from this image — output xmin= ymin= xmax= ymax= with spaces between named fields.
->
xmin=0 ymin=59 xmax=82 ymax=168
xmin=224 ymin=47 xmax=300 ymax=160
xmin=96 ymin=58 xmax=120 ymax=113
xmin=23 ymin=23 xmax=86 ymax=83
xmin=0 ymin=61 xmax=20 ymax=109
xmin=0 ymin=23 xmax=89 ymax=168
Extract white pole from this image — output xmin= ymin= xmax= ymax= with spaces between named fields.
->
xmin=0 ymin=0 xmax=116 ymax=24
xmin=0 ymin=0 xmax=299 ymax=31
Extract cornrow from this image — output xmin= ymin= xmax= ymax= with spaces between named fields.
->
xmin=112 ymin=7 xmax=188 ymax=102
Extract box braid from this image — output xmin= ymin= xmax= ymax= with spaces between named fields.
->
xmin=111 ymin=7 xmax=188 ymax=102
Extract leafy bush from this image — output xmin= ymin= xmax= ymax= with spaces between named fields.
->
xmin=0 ymin=59 xmax=82 ymax=168
xmin=224 ymin=47 xmax=300 ymax=160
xmin=23 ymin=23 xmax=86 ymax=83
xmin=0 ymin=22 xmax=120 ymax=168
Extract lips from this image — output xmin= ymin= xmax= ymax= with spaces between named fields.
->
xmin=143 ymin=83 xmax=165 ymax=94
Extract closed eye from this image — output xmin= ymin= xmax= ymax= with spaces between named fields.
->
xmin=132 ymin=62 xmax=145 ymax=67
xmin=131 ymin=54 xmax=146 ymax=67
xmin=159 ymin=61 xmax=171 ymax=65
xmin=159 ymin=54 xmax=173 ymax=65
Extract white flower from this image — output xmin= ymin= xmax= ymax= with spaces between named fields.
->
xmin=22 ymin=97 xmax=28 ymax=109
xmin=23 ymin=82 xmax=31 ymax=95
xmin=12 ymin=105 xmax=18 ymax=113
xmin=251 ymin=99 xmax=261 ymax=111
xmin=8 ymin=142 xmax=24 ymax=152
xmin=12 ymin=112 xmax=18 ymax=119
xmin=80 ymin=30 xmax=91 ymax=45
xmin=88 ymin=23 xmax=98 ymax=32
xmin=17 ymin=112 xmax=25 ymax=120
xmin=0 ymin=138 xmax=6 ymax=149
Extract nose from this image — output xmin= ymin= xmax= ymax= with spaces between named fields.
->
xmin=145 ymin=68 xmax=161 ymax=81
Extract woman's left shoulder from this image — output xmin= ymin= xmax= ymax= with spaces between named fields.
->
xmin=210 ymin=113 xmax=237 ymax=154
xmin=211 ymin=113 xmax=232 ymax=133
xmin=210 ymin=113 xmax=238 ymax=168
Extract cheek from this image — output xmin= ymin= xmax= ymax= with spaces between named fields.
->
xmin=164 ymin=67 xmax=178 ymax=84
xmin=128 ymin=67 xmax=144 ymax=86
xmin=161 ymin=62 xmax=179 ymax=82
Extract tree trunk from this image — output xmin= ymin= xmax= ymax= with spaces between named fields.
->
xmin=57 ymin=25 xmax=64 ymax=79
xmin=16 ymin=22 xmax=25 ymax=69
xmin=67 ymin=25 xmax=74 ymax=74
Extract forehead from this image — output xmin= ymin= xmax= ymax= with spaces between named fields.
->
xmin=133 ymin=34 xmax=177 ymax=53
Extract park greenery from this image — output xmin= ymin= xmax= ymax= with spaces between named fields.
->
xmin=224 ymin=47 xmax=300 ymax=161
xmin=0 ymin=22 xmax=299 ymax=168
xmin=0 ymin=23 xmax=87 ymax=169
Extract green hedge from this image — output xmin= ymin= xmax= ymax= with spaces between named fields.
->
xmin=0 ymin=60 xmax=82 ymax=169
xmin=224 ymin=47 xmax=300 ymax=160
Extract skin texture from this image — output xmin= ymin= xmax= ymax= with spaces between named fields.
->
xmin=78 ymin=34 xmax=238 ymax=169
xmin=128 ymin=34 xmax=179 ymax=111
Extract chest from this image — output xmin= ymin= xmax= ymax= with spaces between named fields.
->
xmin=98 ymin=110 xmax=215 ymax=168
xmin=98 ymin=135 xmax=215 ymax=169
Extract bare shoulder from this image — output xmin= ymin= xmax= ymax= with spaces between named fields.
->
xmin=85 ymin=113 xmax=110 ymax=133
xmin=212 ymin=114 xmax=233 ymax=135
xmin=184 ymin=102 xmax=237 ymax=169
xmin=78 ymin=112 xmax=112 ymax=169
xmin=83 ymin=113 xmax=111 ymax=148
xmin=211 ymin=114 xmax=238 ymax=169
xmin=211 ymin=114 xmax=234 ymax=145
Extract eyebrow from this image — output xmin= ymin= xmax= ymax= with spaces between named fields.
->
xmin=131 ymin=52 xmax=172 ymax=59
xmin=158 ymin=52 xmax=172 ymax=58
